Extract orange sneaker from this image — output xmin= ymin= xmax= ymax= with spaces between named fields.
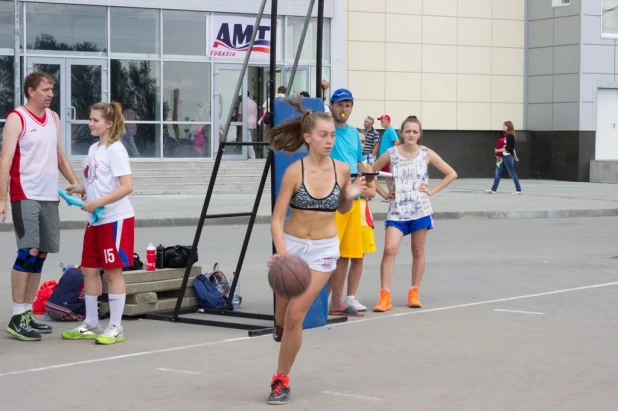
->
xmin=407 ymin=287 xmax=422 ymax=308
xmin=373 ymin=289 xmax=392 ymax=312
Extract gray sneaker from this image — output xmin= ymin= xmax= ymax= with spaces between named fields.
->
xmin=61 ymin=322 xmax=104 ymax=340
xmin=25 ymin=310 xmax=52 ymax=334
xmin=6 ymin=313 xmax=41 ymax=341
xmin=345 ymin=296 xmax=367 ymax=312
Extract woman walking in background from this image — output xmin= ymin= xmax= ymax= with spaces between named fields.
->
xmin=486 ymin=121 xmax=521 ymax=195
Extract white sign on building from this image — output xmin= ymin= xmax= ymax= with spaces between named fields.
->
xmin=207 ymin=15 xmax=281 ymax=61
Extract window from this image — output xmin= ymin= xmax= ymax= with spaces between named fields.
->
xmin=111 ymin=8 xmax=160 ymax=55
xmin=0 ymin=55 xmax=13 ymax=120
xmin=163 ymin=10 xmax=207 ymax=56
xmin=111 ymin=59 xmax=161 ymax=158
xmin=0 ymin=55 xmax=13 ymax=153
xmin=285 ymin=17 xmax=331 ymax=64
xmin=311 ymin=66 xmax=331 ymax=101
xmin=0 ymin=1 xmax=14 ymax=50
xmin=162 ymin=123 xmax=211 ymax=158
xmin=552 ymin=0 xmax=571 ymax=6
xmin=111 ymin=59 xmax=160 ymax=121
xmin=26 ymin=3 xmax=107 ymax=54
xmin=162 ymin=61 xmax=212 ymax=158
xmin=602 ymin=0 xmax=618 ymax=38
xmin=163 ymin=62 xmax=211 ymax=122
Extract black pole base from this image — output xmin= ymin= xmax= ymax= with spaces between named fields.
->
xmin=249 ymin=316 xmax=348 ymax=337
xmin=145 ymin=311 xmax=348 ymax=337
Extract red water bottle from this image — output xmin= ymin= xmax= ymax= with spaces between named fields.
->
xmin=146 ymin=243 xmax=156 ymax=271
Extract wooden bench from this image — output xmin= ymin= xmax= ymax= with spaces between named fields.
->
xmin=100 ymin=265 xmax=201 ymax=316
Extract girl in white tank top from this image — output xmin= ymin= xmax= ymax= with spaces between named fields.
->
xmin=386 ymin=145 xmax=433 ymax=221
xmin=371 ymin=116 xmax=458 ymax=312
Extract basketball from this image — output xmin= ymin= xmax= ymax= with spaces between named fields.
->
xmin=268 ymin=255 xmax=312 ymax=298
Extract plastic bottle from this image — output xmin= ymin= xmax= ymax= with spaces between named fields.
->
xmin=231 ymin=273 xmax=240 ymax=311
xmin=232 ymin=293 xmax=241 ymax=311
xmin=156 ymin=244 xmax=165 ymax=269
xmin=146 ymin=243 xmax=156 ymax=271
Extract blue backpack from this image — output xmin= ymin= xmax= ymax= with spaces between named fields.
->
xmin=45 ymin=265 xmax=86 ymax=321
xmin=194 ymin=273 xmax=228 ymax=310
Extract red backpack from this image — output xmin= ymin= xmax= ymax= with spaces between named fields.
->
xmin=33 ymin=280 xmax=58 ymax=315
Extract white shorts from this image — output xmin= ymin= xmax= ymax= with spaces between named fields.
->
xmin=283 ymin=233 xmax=340 ymax=273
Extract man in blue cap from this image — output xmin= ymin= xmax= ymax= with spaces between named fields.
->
xmin=328 ymin=88 xmax=369 ymax=317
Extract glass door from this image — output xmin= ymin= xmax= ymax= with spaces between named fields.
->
xmin=283 ymin=66 xmax=310 ymax=97
xmin=27 ymin=57 xmax=64 ymax=119
xmin=214 ymin=64 xmax=247 ymax=159
xmin=26 ymin=57 xmax=108 ymax=159
xmin=66 ymin=59 xmax=108 ymax=157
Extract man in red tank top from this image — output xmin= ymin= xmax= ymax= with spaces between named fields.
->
xmin=0 ymin=72 xmax=80 ymax=341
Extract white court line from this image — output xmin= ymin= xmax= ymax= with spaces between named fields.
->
xmin=321 ymin=391 xmax=381 ymax=401
xmin=0 ymin=336 xmax=252 ymax=378
xmin=1 ymin=280 xmax=617 ymax=378
xmin=326 ymin=281 xmax=618 ymax=328
xmin=494 ymin=309 xmax=545 ymax=315
xmin=156 ymin=368 xmax=201 ymax=376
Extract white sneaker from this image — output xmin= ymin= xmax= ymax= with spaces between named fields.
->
xmin=345 ymin=296 xmax=367 ymax=312
xmin=95 ymin=324 xmax=125 ymax=345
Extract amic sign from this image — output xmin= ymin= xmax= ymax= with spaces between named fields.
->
xmin=207 ymin=16 xmax=281 ymax=60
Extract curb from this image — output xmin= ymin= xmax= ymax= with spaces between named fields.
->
xmin=2 ymin=208 xmax=618 ymax=232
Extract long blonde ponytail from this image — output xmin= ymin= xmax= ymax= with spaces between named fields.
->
xmin=91 ymin=102 xmax=125 ymax=146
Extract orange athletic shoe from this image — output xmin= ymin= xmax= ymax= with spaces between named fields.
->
xmin=407 ymin=287 xmax=422 ymax=308
xmin=373 ymin=289 xmax=392 ymax=312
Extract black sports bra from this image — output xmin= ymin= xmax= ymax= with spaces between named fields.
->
xmin=289 ymin=158 xmax=341 ymax=212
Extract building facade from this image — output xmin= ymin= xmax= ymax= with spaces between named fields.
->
xmin=1 ymin=0 xmax=617 ymax=182
xmin=528 ymin=0 xmax=618 ymax=182
xmin=0 ymin=0 xmax=338 ymax=162
xmin=344 ymin=0 xmax=525 ymax=133
xmin=342 ymin=0 xmax=527 ymax=178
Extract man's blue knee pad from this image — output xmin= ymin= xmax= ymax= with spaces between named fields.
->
xmin=14 ymin=248 xmax=38 ymax=272
xmin=32 ymin=252 xmax=47 ymax=274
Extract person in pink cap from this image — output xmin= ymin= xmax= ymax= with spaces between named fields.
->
xmin=375 ymin=114 xmax=399 ymax=192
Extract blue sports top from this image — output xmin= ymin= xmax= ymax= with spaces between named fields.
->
xmin=289 ymin=158 xmax=341 ymax=212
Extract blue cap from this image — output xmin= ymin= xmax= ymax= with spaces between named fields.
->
xmin=330 ymin=88 xmax=354 ymax=103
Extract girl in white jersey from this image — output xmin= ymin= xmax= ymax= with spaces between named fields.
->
xmin=61 ymin=102 xmax=135 ymax=345
xmin=371 ymin=116 xmax=457 ymax=312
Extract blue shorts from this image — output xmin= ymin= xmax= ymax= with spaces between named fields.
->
xmin=385 ymin=216 xmax=434 ymax=236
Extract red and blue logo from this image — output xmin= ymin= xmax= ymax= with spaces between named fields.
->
xmin=211 ymin=23 xmax=271 ymax=57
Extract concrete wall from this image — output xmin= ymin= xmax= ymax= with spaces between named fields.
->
xmin=344 ymin=0 xmax=525 ymax=131
xmin=525 ymin=0 xmax=599 ymax=182
xmin=529 ymin=130 xmax=594 ymax=181
xmin=526 ymin=0 xmax=581 ymax=131
xmin=590 ymin=160 xmax=618 ymax=183
xmin=424 ymin=130 xmax=531 ymax=179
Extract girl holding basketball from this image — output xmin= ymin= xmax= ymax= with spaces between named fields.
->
xmin=61 ymin=102 xmax=134 ymax=345
xmin=372 ymin=116 xmax=457 ymax=312
xmin=265 ymin=98 xmax=367 ymax=405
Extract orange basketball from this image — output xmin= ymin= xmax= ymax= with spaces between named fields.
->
xmin=268 ymin=255 xmax=312 ymax=298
